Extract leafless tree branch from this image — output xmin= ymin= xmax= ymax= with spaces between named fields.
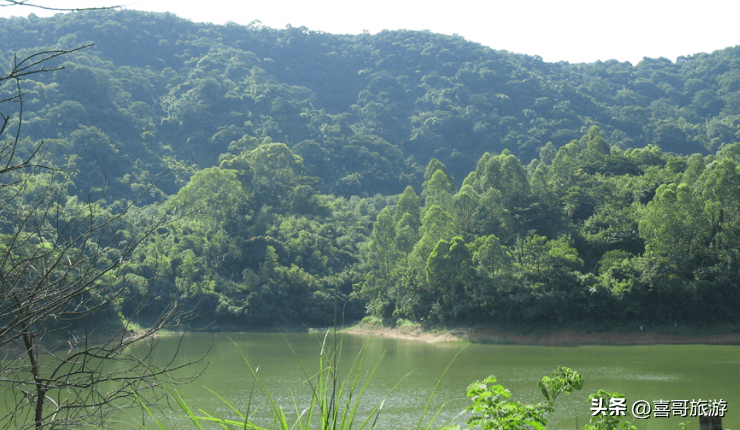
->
xmin=0 ymin=1 xmax=122 ymax=12
xmin=0 ymin=170 xmax=203 ymax=428
xmin=0 ymin=45 xmax=93 ymax=178
xmin=0 ymin=3 xmax=202 ymax=428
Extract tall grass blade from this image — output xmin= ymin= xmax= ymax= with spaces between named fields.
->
xmin=133 ymin=391 xmax=170 ymax=430
xmin=229 ymin=337 xmax=291 ymax=430
xmin=202 ymin=385 xmax=247 ymax=419
xmin=356 ymin=368 xmax=415 ymax=429
xmin=180 ymin=330 xmax=467 ymax=430
xmin=415 ymin=347 xmax=466 ymax=430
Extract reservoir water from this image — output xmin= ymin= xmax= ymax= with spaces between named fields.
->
xmin=143 ymin=331 xmax=739 ymax=430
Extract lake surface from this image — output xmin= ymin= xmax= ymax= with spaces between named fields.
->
xmin=142 ymin=331 xmax=739 ymax=430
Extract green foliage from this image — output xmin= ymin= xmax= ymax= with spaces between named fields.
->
xmin=513 ymin=234 xmax=583 ymax=276
xmin=471 ymin=234 xmax=512 ymax=276
xmin=639 ymin=183 xmax=709 ymax=263
xmin=425 ymin=237 xmax=475 ymax=324
xmin=424 ymin=169 xmax=456 ymax=212
xmin=464 ymin=150 xmax=530 ymax=207
xmin=395 ymin=186 xmax=422 ymax=232
xmin=6 ymin=10 xmax=740 ymax=328
xmin=464 ymin=367 xmax=583 ymax=430
xmin=5 ymin=10 xmax=739 ymax=201
xmin=357 ymin=207 xmax=402 ymax=318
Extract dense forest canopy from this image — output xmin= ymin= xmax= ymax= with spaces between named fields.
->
xmin=3 ymin=9 xmax=740 ymax=328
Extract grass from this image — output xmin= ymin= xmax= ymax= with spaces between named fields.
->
xmin=150 ymin=327 xmax=465 ymax=430
xmin=394 ymin=318 xmax=422 ymax=329
xmin=359 ymin=315 xmax=383 ymax=326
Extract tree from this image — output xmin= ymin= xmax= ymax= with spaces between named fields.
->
xmin=422 ymin=163 xmax=455 ymax=212
xmin=358 ymin=207 xmax=402 ymax=316
xmin=699 ymin=158 xmax=740 ymax=252
xmin=464 ymin=150 xmax=530 ymax=208
xmin=472 ymin=234 xmax=512 ymax=277
xmin=639 ymin=183 xmax=710 ymax=266
xmin=394 ymin=185 xmax=421 ymax=231
xmin=408 ymin=204 xmax=456 ymax=272
xmin=425 ymin=236 xmax=474 ymax=324
xmin=0 ymin=4 xmax=198 ymax=428
xmin=453 ymin=184 xmax=480 ymax=242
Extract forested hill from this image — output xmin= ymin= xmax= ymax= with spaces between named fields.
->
xmin=3 ymin=9 xmax=740 ymax=198
xmin=3 ymin=9 xmax=740 ymax=329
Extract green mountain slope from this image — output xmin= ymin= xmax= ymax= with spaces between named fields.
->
xmin=3 ymin=9 xmax=740 ymax=328
xmin=3 ymin=9 xmax=739 ymax=198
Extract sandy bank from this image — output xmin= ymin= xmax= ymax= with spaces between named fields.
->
xmin=344 ymin=323 xmax=740 ymax=346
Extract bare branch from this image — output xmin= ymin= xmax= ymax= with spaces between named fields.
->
xmin=0 ymin=176 xmax=202 ymax=428
xmin=0 ymin=6 xmax=199 ymax=428
xmin=0 ymin=1 xmax=122 ymax=12
xmin=0 ymin=45 xmax=93 ymax=176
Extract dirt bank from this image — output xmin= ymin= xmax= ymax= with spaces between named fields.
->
xmin=345 ymin=323 xmax=740 ymax=346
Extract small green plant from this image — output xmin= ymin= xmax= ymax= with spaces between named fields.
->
xmin=463 ymin=366 xmax=584 ymax=430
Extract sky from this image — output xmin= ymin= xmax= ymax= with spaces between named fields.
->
xmin=2 ymin=0 xmax=740 ymax=65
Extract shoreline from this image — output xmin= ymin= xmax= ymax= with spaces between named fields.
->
xmin=0 ymin=326 xmax=160 ymax=356
xmin=343 ymin=322 xmax=740 ymax=346
xmin=5 ymin=323 xmax=738 ymax=355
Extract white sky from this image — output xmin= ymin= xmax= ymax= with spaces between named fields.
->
xmin=3 ymin=0 xmax=740 ymax=65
